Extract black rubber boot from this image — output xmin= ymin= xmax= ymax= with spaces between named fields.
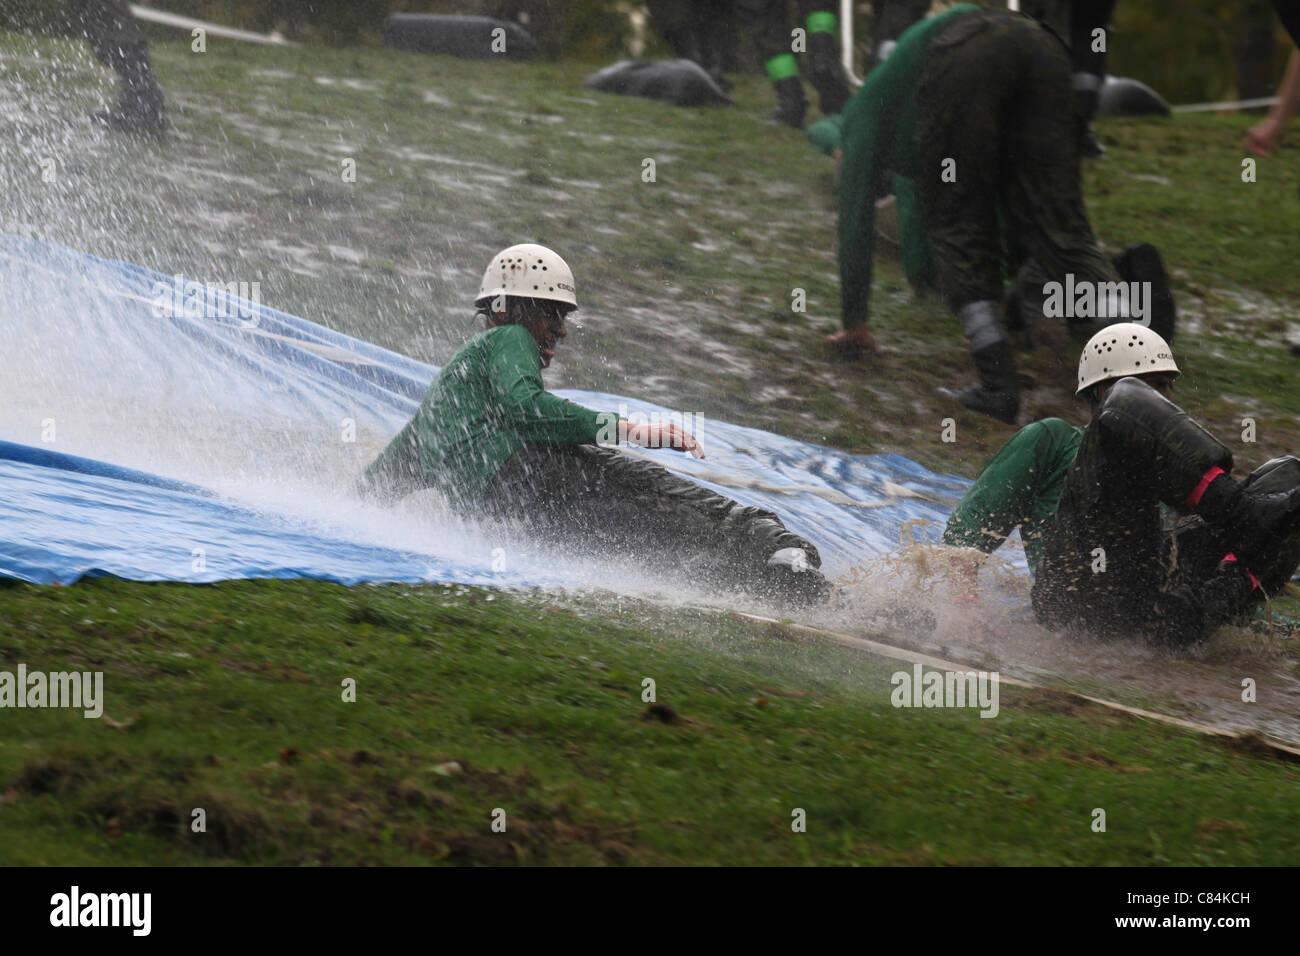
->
xmin=1005 ymin=258 xmax=1052 ymax=335
xmin=808 ymin=30 xmax=850 ymax=116
xmin=771 ymin=76 xmax=806 ymax=128
xmin=936 ymin=301 xmax=1019 ymax=425
xmin=1240 ymin=456 xmax=1300 ymax=594
xmin=938 ymin=342 xmax=1020 ymax=425
xmin=1194 ymin=466 xmax=1300 ymax=575
xmin=761 ymin=547 xmax=832 ymax=607
xmin=1078 ymin=118 xmax=1105 ymax=159
xmin=93 ymin=42 xmax=167 ymax=134
xmin=1112 ymin=242 xmax=1176 ymax=343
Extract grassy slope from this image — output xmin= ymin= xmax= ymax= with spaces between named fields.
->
xmin=2 ymin=34 xmax=1300 ymax=864
xmin=2 ymin=577 xmax=1297 ymax=865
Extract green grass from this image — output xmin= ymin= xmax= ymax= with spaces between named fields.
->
xmin=2 ymin=577 xmax=1298 ymax=865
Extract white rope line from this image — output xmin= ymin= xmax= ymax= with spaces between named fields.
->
xmin=701 ymin=604 xmax=1300 ymax=758
xmin=128 ymin=5 xmax=295 ymax=46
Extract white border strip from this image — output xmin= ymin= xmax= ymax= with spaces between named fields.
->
xmin=708 ymin=605 xmax=1300 ymax=759
xmin=128 ymin=4 xmax=296 ymax=46
xmin=1172 ymin=96 xmax=1280 ymax=114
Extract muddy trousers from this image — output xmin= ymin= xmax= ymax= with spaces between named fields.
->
xmin=66 ymin=0 xmax=142 ymax=62
xmin=914 ymin=10 xmax=1119 ymax=319
xmin=736 ymin=0 xmax=849 ymax=115
xmin=1031 ymin=378 xmax=1300 ymax=644
xmin=65 ymin=0 xmax=165 ymax=129
xmin=1069 ymin=0 xmax=1117 ymax=121
xmin=646 ymin=0 xmax=738 ymax=77
xmin=480 ymin=444 xmax=821 ymax=591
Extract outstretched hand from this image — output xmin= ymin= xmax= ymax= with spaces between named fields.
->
xmin=1245 ymin=118 xmax=1281 ymax=157
xmin=621 ymin=421 xmax=705 ymax=459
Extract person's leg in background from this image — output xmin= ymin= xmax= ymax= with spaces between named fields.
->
xmin=737 ymin=0 xmax=806 ymax=127
xmin=799 ymin=1 xmax=850 ymax=116
xmin=915 ymin=12 xmax=1024 ymax=424
xmin=694 ymin=0 xmax=739 ymax=91
xmin=1001 ymin=14 xmax=1122 ymax=334
xmin=1069 ymin=0 xmax=1117 ymax=158
xmin=67 ymin=0 xmax=166 ymax=132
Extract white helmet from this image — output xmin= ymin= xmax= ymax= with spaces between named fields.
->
xmin=1077 ymin=322 xmax=1180 ymax=395
xmin=475 ymin=243 xmax=577 ymax=309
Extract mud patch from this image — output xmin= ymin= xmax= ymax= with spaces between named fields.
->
xmin=820 ymin=542 xmax=1300 ymax=746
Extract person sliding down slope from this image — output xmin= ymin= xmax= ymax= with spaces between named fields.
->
xmin=353 ymin=244 xmax=831 ymax=607
xmin=943 ymin=324 xmax=1300 ymax=645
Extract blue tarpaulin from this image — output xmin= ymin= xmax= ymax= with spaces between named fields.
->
xmin=0 ymin=235 xmax=1004 ymax=590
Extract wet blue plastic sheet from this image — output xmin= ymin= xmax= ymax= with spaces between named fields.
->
xmin=1 ymin=235 xmax=1005 ymax=587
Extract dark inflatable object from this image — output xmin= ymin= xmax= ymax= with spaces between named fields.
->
xmin=1098 ymin=75 xmax=1171 ymax=117
xmin=583 ymin=59 xmax=732 ymax=107
xmin=382 ymin=14 xmax=538 ymax=60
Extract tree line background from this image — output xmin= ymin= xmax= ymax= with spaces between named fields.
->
xmin=3 ymin=1 xmax=1294 ymax=105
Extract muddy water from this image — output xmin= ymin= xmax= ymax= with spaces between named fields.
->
xmin=812 ymin=545 xmax=1300 ymax=746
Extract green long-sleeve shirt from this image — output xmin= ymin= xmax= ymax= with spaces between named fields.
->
xmin=942 ymin=417 xmax=1083 ymax=570
xmin=359 ymin=323 xmax=613 ymax=506
xmin=838 ymin=4 xmax=975 ymax=330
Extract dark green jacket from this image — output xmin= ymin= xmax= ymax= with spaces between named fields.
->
xmin=838 ymin=4 xmax=975 ymax=330
xmin=942 ymin=417 xmax=1084 ymax=570
xmin=360 ymin=324 xmax=613 ymax=506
